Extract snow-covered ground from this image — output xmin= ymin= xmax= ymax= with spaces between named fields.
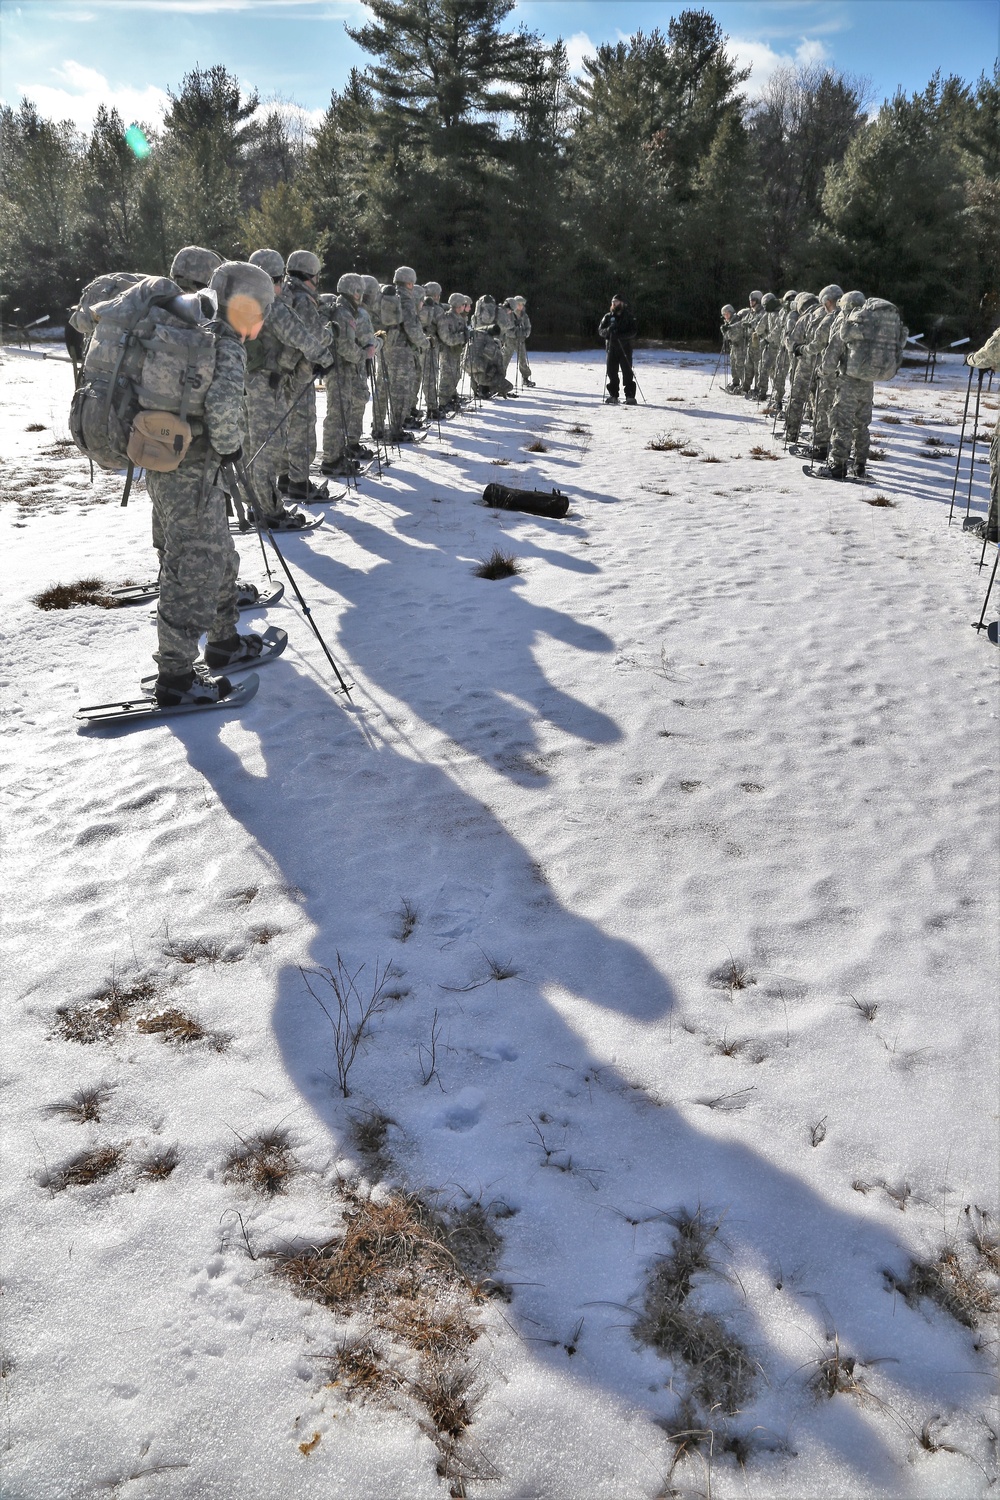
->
xmin=1 ymin=346 xmax=997 ymax=1500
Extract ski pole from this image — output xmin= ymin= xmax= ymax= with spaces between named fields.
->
xmin=329 ymin=343 xmax=358 ymax=493
xmin=227 ymin=459 xmax=352 ymax=697
xmin=430 ymin=342 xmax=442 ymax=440
xmin=366 ymin=361 xmax=384 ymax=478
xmin=964 ymin=370 xmax=984 ymax=522
xmin=948 ymin=363 xmax=976 ymax=524
xmin=708 ymin=342 xmax=725 ymax=393
xmin=224 ymin=456 xmax=273 ymax=579
xmin=973 ymin=544 xmax=998 ymax=632
xmin=245 ymin=374 xmax=316 ymax=470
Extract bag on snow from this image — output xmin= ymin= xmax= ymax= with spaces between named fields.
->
xmin=69 ymin=276 xmax=217 ymax=484
xmin=844 ymin=298 xmax=908 ymax=381
xmin=482 ymin=483 xmax=569 ymax=519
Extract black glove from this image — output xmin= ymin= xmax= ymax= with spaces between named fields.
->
xmin=792 ymin=343 xmax=805 ymax=357
xmin=218 ymin=446 xmax=242 ymax=464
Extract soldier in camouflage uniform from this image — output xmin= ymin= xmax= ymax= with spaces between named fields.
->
xmin=743 ymin=290 xmax=764 ymax=395
xmin=800 ymin=284 xmax=844 ymax=461
xmin=753 ymin=293 xmax=781 ymax=404
xmin=382 ymin=267 xmax=430 ymax=442
xmin=169 ymin=245 xmax=222 ymax=294
xmin=502 ymin=296 xmax=534 ymax=386
xmin=419 ymin=282 xmax=444 ymax=420
xmin=348 ymin=276 xmax=378 ymax=458
xmin=320 ymin=275 xmax=372 ymax=476
xmin=150 ymin=262 xmax=275 ymax=705
xmin=766 ymin=291 xmax=797 ymax=413
xmin=281 ymin=250 xmax=331 ymax=500
xmin=722 ymin=306 xmax=748 ymax=393
xmin=243 ymin=248 xmax=331 ymax=529
xmin=968 ymin=326 xmax=1000 ymax=543
xmin=468 ymin=298 xmax=513 ymax=398
xmin=783 ymin=292 xmax=822 ymax=444
xmin=822 ymin=290 xmax=876 ymax=478
xmin=436 ymin=294 xmax=471 ymax=411
xmin=360 ymin=275 xmax=391 ymax=443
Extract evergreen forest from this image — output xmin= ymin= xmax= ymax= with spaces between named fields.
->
xmin=2 ymin=2 xmax=998 ymax=342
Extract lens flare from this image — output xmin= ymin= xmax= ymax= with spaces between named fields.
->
xmin=125 ymin=124 xmax=151 ymax=160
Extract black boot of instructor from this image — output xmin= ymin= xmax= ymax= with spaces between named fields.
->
xmin=599 ymin=295 xmax=638 ymax=405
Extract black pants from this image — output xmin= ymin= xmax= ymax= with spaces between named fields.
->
xmin=606 ymin=339 xmax=636 ymax=399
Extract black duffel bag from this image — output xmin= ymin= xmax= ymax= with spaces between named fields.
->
xmin=482 ymin=483 xmax=569 ymax=519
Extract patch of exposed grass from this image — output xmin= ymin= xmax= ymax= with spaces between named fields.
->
xmin=648 ymin=436 xmax=683 ymax=452
xmin=325 ymin=1337 xmax=399 ymax=1401
xmin=474 ymin=549 xmax=522 ymax=580
xmin=749 ymin=446 xmax=779 ymax=460
xmin=248 ymin=924 xmax=280 ymax=947
xmin=137 ymin=1145 xmax=179 ymax=1181
xmin=524 ymin=439 xmax=548 ymax=453
xmin=489 ymin=458 xmax=511 ymax=466
xmin=136 ymin=1008 xmax=226 ymax=1049
xmin=740 ymin=781 xmax=764 ymax=793
xmin=33 ymin=579 xmax=121 ymax=611
xmin=162 ymin=935 xmax=232 ymax=966
xmin=568 ymin=424 xmax=591 ymax=435
xmin=709 ymin=956 xmax=756 ymax=993
xmin=680 ymin=780 xmax=702 ymax=793
xmin=48 ymin=1083 xmax=111 ymax=1123
xmin=45 ymin=1144 xmax=125 ymax=1191
xmin=885 ymin=1244 xmax=997 ymax=1329
xmin=350 ymin=1108 xmax=394 ymax=1169
xmin=923 ymin=435 xmax=949 ymax=447
xmin=700 ymin=455 xmax=723 ymax=463
xmin=868 ymin=448 xmax=887 ymax=460
xmin=54 ymin=973 xmax=161 ymax=1044
xmin=864 ymin=494 xmax=897 ymax=508
xmin=879 ymin=414 xmax=902 ymax=424
xmin=228 ymin=886 xmax=259 ymax=906
xmin=810 ymin=1336 xmax=869 ymax=1400
xmin=396 ymin=898 xmax=418 ymax=942
xmin=225 ymin=1127 xmax=298 ymax=1196
xmin=679 ymin=447 xmax=699 ymax=457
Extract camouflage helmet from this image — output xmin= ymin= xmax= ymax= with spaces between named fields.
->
xmin=819 ymin=283 xmax=844 ymax=306
xmin=424 ymin=280 xmax=442 ymax=297
xmin=840 ymin=290 xmax=866 ymax=309
xmin=336 ymin=272 xmax=365 ymax=299
xmin=761 ymin=292 xmax=780 ymax=311
xmin=794 ymin=292 xmax=818 ymax=312
xmin=209 ymin=261 xmax=274 ymax=334
xmin=511 ymin=294 xmax=526 ymax=305
xmin=286 ymin=249 xmax=321 ymax=279
xmin=393 ymin=265 xmax=417 ymax=284
xmin=170 ymin=245 xmax=223 ymax=291
xmin=749 ymin=289 xmax=763 ymax=303
xmin=782 ymin=289 xmax=797 ymax=305
xmin=449 ymin=292 xmax=471 ymax=309
xmin=721 ymin=304 xmax=735 ymax=316
xmin=249 ymin=248 xmax=285 ymax=280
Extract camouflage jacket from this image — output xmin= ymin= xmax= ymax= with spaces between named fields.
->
xmin=505 ymin=310 xmax=531 ymax=341
xmin=247 ymin=292 xmax=330 ymax=379
xmin=725 ymin=310 xmax=751 ymax=349
xmin=436 ymin=308 xmax=470 ymax=349
xmin=970 ymin=326 xmax=1000 ymax=372
xmin=318 ymin=294 xmax=365 ymax=370
xmin=204 ymin=320 xmax=248 ymax=455
xmin=280 ymin=278 xmax=331 ymax=378
xmin=395 ymin=287 xmax=430 ymax=352
xmin=805 ymin=307 xmax=838 ymax=362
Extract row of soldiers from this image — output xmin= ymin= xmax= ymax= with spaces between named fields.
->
xmin=720 ymin=285 xmax=899 ymax=480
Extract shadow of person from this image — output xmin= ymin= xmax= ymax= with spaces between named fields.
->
xmin=172 ymin=666 xmax=983 ymax=1487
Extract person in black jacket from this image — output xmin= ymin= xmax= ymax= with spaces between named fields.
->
xmin=598 ymin=295 xmax=638 ymax=404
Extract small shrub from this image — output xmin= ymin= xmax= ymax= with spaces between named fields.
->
xmin=474 ymin=550 xmax=522 ymax=581
xmin=225 ymin=1127 xmax=297 ymax=1196
xmin=679 ymin=447 xmax=699 ymax=457
xmin=863 ymin=494 xmax=897 ymax=508
xmin=48 ymin=1084 xmax=111 ymax=1124
xmin=647 ymin=436 xmax=683 ymax=452
xmin=33 ymin=579 xmax=120 ymax=611
xmin=749 ymin=446 xmax=779 ymax=460
xmin=923 ymin=435 xmax=948 ymax=447
xmin=524 ymin=439 xmax=548 ymax=453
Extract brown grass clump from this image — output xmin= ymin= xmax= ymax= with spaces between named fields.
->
xmin=634 ymin=1208 xmax=756 ymax=1416
xmin=489 ymin=457 xmax=511 ymax=466
xmin=885 ymin=1244 xmax=997 ymax=1329
xmin=749 ymin=446 xmax=779 ymax=460
xmin=350 ymin=1108 xmax=394 ymax=1169
xmin=679 ymin=447 xmax=699 ymax=457
xmin=33 ymin=579 xmax=121 ymax=611
xmin=48 ymin=1084 xmax=111 ymax=1123
xmin=474 ymin=550 xmax=522 ymax=580
xmin=45 ymin=1144 xmax=125 ymax=1191
xmin=810 ymin=1337 xmax=869 ymax=1400
xmin=54 ymin=973 xmax=161 ymax=1044
xmin=568 ymin=424 xmax=591 ymax=435
xmin=709 ymin=956 xmax=756 ymax=993
xmin=923 ymin=435 xmax=949 ymax=447
xmin=864 ymin=494 xmax=897 ymax=508
xmin=136 ymin=1008 xmax=225 ymax=1049
xmin=700 ymin=456 xmax=723 ymax=463
xmin=648 ymin=436 xmax=683 ymax=452
xmin=879 ymin=414 xmax=902 ymax=424
xmin=225 ymin=1127 xmax=298 ymax=1196
xmin=137 ymin=1146 xmax=179 ymax=1181
xmin=524 ymin=439 xmax=548 ymax=453
xmin=26 ymin=422 xmax=47 ymax=432
xmin=162 ymin=935 xmax=231 ymax=966
xmin=326 ymin=1337 xmax=399 ymax=1401
xmin=868 ymin=447 xmax=887 ymax=460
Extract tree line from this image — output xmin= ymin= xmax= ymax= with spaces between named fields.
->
xmin=2 ymin=2 xmax=997 ymax=343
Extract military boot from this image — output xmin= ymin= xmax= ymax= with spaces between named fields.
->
xmin=816 ymin=461 xmax=848 ymax=481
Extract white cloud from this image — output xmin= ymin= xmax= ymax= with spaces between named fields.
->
xmin=729 ymin=35 xmax=833 ymax=97
xmin=564 ymin=31 xmax=595 ymax=77
xmin=13 ymin=60 xmax=170 ymax=132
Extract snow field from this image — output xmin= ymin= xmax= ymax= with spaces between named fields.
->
xmin=1 ymin=347 xmax=997 ymax=1499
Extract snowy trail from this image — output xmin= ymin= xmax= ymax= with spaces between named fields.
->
xmin=1 ymin=348 xmax=997 ymax=1499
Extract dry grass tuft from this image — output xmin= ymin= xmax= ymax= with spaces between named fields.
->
xmin=162 ymin=935 xmax=231 ymax=966
xmin=351 ymin=1108 xmax=394 ymax=1167
xmin=749 ymin=446 xmax=779 ymax=460
xmin=396 ymin=897 xmax=418 ymax=942
xmin=709 ymin=956 xmax=756 ymax=993
xmin=635 ymin=1208 xmax=756 ymax=1416
xmin=225 ymin=1127 xmax=298 ymax=1196
xmin=885 ymin=1244 xmax=997 ymax=1329
xmin=700 ymin=456 xmax=723 ymax=463
xmin=55 ymin=973 xmax=161 ymax=1044
xmin=489 ymin=457 xmax=511 ymax=466
xmin=248 ymin=924 xmax=280 ymax=946
xmin=648 ymin=436 xmax=684 ymax=452
xmin=524 ymin=439 xmax=548 ymax=453
xmin=863 ymin=494 xmax=897 ymax=508
xmin=26 ymin=422 xmax=47 ymax=432
xmin=136 ymin=1008 xmax=225 ymax=1048
xmin=923 ymin=435 xmax=949 ymax=447
xmin=868 ymin=447 xmax=887 ymax=460
xmin=325 ymin=1337 xmax=398 ymax=1400
xmin=474 ymin=549 xmax=522 ymax=580
xmin=679 ymin=447 xmax=699 ymax=457
xmin=45 ymin=1144 xmax=125 ymax=1191
xmin=810 ymin=1336 xmax=868 ymax=1399
xmin=568 ymin=424 xmax=591 ymax=435
xmin=137 ymin=1145 xmax=179 ymax=1181
xmin=48 ymin=1083 xmax=112 ymax=1124
xmin=879 ymin=414 xmax=902 ymax=424
xmin=33 ymin=578 xmax=121 ymax=611
xmin=228 ymin=886 xmax=259 ymax=906
xmin=412 ymin=1360 xmax=478 ymax=1438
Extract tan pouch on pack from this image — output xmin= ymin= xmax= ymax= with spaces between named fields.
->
xmin=126 ymin=411 xmax=192 ymax=471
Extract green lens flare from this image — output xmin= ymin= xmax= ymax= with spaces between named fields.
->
xmin=125 ymin=124 xmax=151 ymax=159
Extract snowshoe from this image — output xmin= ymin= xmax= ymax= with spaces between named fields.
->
xmin=286 ymin=479 xmax=330 ymax=502
xmin=320 ymin=457 xmax=361 ymax=477
xmin=625 ymin=396 xmax=637 ymax=406
xmin=154 ymin=667 xmax=236 ymax=707
xmin=604 ymin=396 xmax=620 ymax=405
xmin=348 ymin=443 xmax=375 ymax=460
xmin=78 ymin=674 xmax=258 ymax=726
xmin=987 ymin=622 xmax=998 ymax=645
xmin=203 ymin=626 xmax=287 ymax=672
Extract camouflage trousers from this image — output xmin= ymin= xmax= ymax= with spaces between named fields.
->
xmin=503 ymin=336 xmax=531 ymax=383
xmin=784 ymin=354 xmax=818 ymax=441
xmin=830 ymin=375 xmax=874 ymax=466
xmin=322 ymin=366 xmax=353 ymax=461
xmin=727 ymin=339 xmax=747 ymax=389
xmin=245 ymin=373 xmax=285 ymax=523
xmin=420 ymin=343 xmax=439 ymax=411
xmin=756 ymin=342 xmax=776 ymax=400
xmin=437 ymin=345 xmax=465 ymax=406
xmin=149 ymin=454 xmax=239 ymax=678
xmin=812 ymin=374 xmax=838 ymax=449
xmin=383 ymin=336 xmax=420 ymax=432
xmin=371 ymin=352 xmax=390 ymax=438
xmin=987 ymin=421 xmax=999 ymax=540
xmin=771 ymin=345 xmax=790 ymax=405
xmin=285 ymin=371 xmax=317 ymax=484
xmin=349 ymin=362 xmax=369 ymax=444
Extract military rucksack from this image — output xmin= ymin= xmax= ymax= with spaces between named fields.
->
xmin=69 ymin=271 xmax=145 ymax=340
xmin=378 ymin=286 xmax=402 ymax=331
xmin=69 ymin=276 xmax=217 ymax=489
xmin=844 ymin=298 xmax=908 ymax=381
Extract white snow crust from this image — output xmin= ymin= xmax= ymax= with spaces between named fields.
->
xmin=1 ymin=345 xmax=998 ymax=1500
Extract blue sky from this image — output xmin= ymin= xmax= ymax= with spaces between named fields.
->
xmin=0 ymin=0 xmax=997 ymax=134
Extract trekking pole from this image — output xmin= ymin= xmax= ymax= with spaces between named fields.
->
xmin=227 ymin=459 xmax=352 ymax=697
xmin=948 ymin=363 xmax=976 ymax=524
xmin=377 ymin=345 xmax=403 ymax=456
xmin=365 ymin=361 xmax=384 ymax=478
xmin=973 ymin=544 xmax=998 ymax=631
xmin=782 ymin=353 xmax=799 ymax=451
xmin=223 ymin=456 xmax=273 ymax=580
xmin=245 ymin=376 xmax=317 ymax=470
xmin=708 ymin=342 xmax=725 ymax=393
xmin=612 ymin=332 xmax=647 ymax=405
xmin=430 ymin=343 xmax=442 ymax=441
xmin=330 ymin=345 xmax=359 ymax=494
xmin=964 ymin=371 xmax=984 ymax=522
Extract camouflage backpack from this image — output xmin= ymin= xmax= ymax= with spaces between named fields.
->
xmin=69 ymin=276 xmax=217 ymax=489
xmin=844 ymin=298 xmax=908 ymax=381
xmin=69 ymin=271 xmax=145 ymax=340
xmin=378 ymin=285 xmax=402 ymax=331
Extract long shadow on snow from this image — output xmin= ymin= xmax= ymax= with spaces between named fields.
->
xmin=173 ymin=673 xmax=980 ymax=1488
